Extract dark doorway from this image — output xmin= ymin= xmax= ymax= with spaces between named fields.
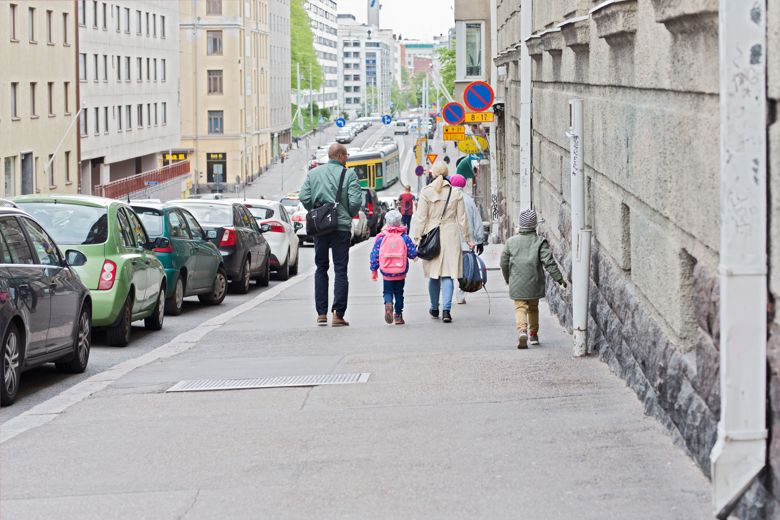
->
xmin=21 ymin=152 xmax=33 ymax=194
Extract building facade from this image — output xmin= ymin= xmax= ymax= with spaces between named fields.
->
xmin=179 ymin=0 xmax=272 ymax=194
xmin=302 ymin=0 xmax=338 ymax=113
xmin=1 ymin=0 xmax=79 ymax=196
xmin=490 ymin=0 xmax=780 ymax=516
xmin=453 ymin=0 xmax=491 ymax=103
xmin=77 ymin=0 xmax=181 ymax=194
xmin=269 ymin=0 xmax=291 ymax=157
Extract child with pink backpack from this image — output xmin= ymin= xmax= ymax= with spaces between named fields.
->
xmin=370 ymin=210 xmax=418 ymax=325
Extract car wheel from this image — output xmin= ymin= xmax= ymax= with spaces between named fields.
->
xmin=258 ymin=258 xmax=270 ymax=287
xmin=274 ymin=250 xmax=291 ymax=281
xmin=107 ymin=295 xmax=132 ymax=347
xmin=144 ymin=286 xmax=166 ymax=331
xmin=165 ymin=276 xmax=185 ymax=316
xmin=56 ymin=305 xmax=91 ymax=374
xmin=289 ymin=247 xmax=299 ymax=276
xmin=230 ymin=258 xmax=251 ymax=294
xmin=199 ymin=266 xmax=228 ymax=305
xmin=1 ymin=322 xmax=21 ymax=406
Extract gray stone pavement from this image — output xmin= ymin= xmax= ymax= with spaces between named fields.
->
xmin=0 ymin=241 xmax=712 ymax=519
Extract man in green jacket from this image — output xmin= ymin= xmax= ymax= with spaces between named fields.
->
xmin=300 ymin=143 xmax=363 ymax=327
xmin=500 ymin=209 xmax=567 ymax=349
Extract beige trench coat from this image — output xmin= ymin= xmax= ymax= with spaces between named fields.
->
xmin=412 ymin=179 xmax=470 ymax=279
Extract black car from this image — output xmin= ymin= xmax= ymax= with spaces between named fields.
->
xmin=362 ymin=189 xmax=387 ymax=236
xmin=0 ymin=208 xmax=92 ymax=406
xmin=171 ymin=200 xmax=271 ymax=294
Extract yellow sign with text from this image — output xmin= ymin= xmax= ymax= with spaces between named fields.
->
xmin=464 ymin=112 xmax=494 ymax=123
xmin=443 ymin=125 xmax=465 ymax=134
xmin=457 ymin=136 xmax=489 ymax=154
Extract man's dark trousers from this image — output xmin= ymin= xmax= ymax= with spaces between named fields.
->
xmin=314 ymin=230 xmax=352 ymax=317
xmin=401 ymin=214 xmax=412 ymax=233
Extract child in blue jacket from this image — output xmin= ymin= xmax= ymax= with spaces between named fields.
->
xmin=370 ymin=210 xmax=417 ymax=325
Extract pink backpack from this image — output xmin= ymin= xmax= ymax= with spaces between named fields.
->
xmin=379 ymin=233 xmax=408 ymax=275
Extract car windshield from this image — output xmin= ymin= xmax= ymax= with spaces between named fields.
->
xmin=133 ymin=207 xmax=164 ymax=237
xmin=177 ymin=203 xmax=232 ymax=226
xmin=245 ymin=205 xmax=274 ymax=220
xmin=17 ymin=202 xmax=108 ymax=245
xmin=280 ymin=198 xmax=299 ymax=210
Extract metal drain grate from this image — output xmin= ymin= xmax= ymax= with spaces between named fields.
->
xmin=166 ymin=373 xmax=371 ymax=393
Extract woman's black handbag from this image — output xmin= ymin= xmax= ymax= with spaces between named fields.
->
xmin=417 ymin=187 xmax=452 ymax=261
xmin=306 ymin=167 xmax=346 ymax=236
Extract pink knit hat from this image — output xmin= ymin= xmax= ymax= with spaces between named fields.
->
xmin=449 ymin=174 xmax=467 ymax=188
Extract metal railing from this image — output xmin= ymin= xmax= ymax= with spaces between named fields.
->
xmin=94 ymin=161 xmax=191 ymax=199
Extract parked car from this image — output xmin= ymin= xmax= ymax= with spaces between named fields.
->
xmin=290 ymin=204 xmax=310 ymax=245
xmin=394 ymin=120 xmax=409 ymax=135
xmin=230 ymin=199 xmax=300 ymax=280
xmin=280 ymin=194 xmax=301 ymax=215
xmin=336 ymin=131 xmax=354 ymax=144
xmin=0 ymin=207 xmax=92 ymax=405
xmin=378 ymin=196 xmax=398 ymax=212
xmin=0 ymin=199 xmax=18 ymax=208
xmin=361 ymin=189 xmax=386 ymax=236
xmin=170 ymin=200 xmax=271 ymax=293
xmin=15 ymin=195 xmax=167 ymax=347
xmin=131 ymin=203 xmax=228 ymax=315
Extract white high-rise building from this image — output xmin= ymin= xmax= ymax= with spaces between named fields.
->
xmin=303 ymin=0 xmax=338 ymax=113
xmin=269 ymin=0 xmax=291 ymax=155
xmin=77 ymin=0 xmax=180 ymax=194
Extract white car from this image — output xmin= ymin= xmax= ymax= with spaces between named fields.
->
xmin=290 ymin=204 xmax=310 ymax=244
xmin=237 ymin=199 xmax=300 ymax=280
xmin=394 ymin=120 xmax=409 ymax=135
xmin=291 ymin=204 xmax=369 ymax=246
xmin=379 ymin=196 xmax=397 ymax=211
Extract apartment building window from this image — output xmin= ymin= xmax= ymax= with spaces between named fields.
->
xmin=137 ymin=57 xmax=142 ymax=81
xmin=48 ymin=155 xmax=54 ymax=187
xmin=46 ymin=10 xmax=52 ymax=43
xmin=94 ymin=107 xmax=99 ymax=134
xmin=4 ymin=157 xmax=16 ymax=196
xmin=114 ymin=5 xmax=119 ymax=31
xmin=137 ymin=104 xmax=143 ymax=126
xmin=123 ymin=7 xmax=129 ymax=33
xmin=152 ymin=14 xmax=156 ymax=37
xmin=28 ymin=7 xmax=36 ymax=42
xmin=160 ymin=15 xmax=165 ymax=38
xmin=145 ymin=12 xmax=149 ymax=36
xmin=80 ymin=109 xmax=88 ymax=136
xmin=30 ymin=83 xmax=37 ymax=117
xmin=207 ymin=30 xmax=222 ymax=55
xmin=135 ymin=10 xmax=141 ymax=34
xmin=93 ymin=54 xmax=99 ymax=81
xmin=207 ymin=0 xmax=222 ymax=15
xmin=102 ymin=3 xmax=107 ymax=29
xmin=78 ymin=53 xmax=86 ymax=80
xmin=207 ymin=70 xmax=223 ymax=94
xmin=47 ymin=82 xmax=53 ymax=116
xmin=10 ymin=83 xmax=18 ymax=119
xmin=161 ymin=59 xmax=166 ymax=81
xmin=103 ymin=106 xmax=108 ymax=132
xmin=63 ymin=82 xmax=69 ymax=114
xmin=154 ymin=103 xmax=158 ymax=125
xmin=9 ymin=3 xmax=17 ymax=41
xmin=78 ymin=0 xmax=85 ymax=26
xmin=124 ymin=56 xmax=130 ymax=81
xmin=116 ymin=55 xmax=121 ymax=81
xmin=146 ymin=58 xmax=150 ymax=80
xmin=147 ymin=104 xmax=151 ymax=127
xmin=103 ymin=55 xmax=108 ymax=81
xmin=161 ymin=102 xmax=167 ymax=125
xmin=465 ymin=23 xmax=483 ymax=77
xmin=91 ymin=1 xmax=97 ymax=28
xmin=116 ymin=105 xmax=122 ymax=130
xmin=125 ymin=105 xmax=131 ymax=130
xmin=153 ymin=58 xmax=157 ymax=81
xmin=64 ymin=151 xmax=71 ymax=182
xmin=208 ymin=111 xmax=223 ymax=134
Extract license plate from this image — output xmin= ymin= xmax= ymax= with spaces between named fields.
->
xmin=207 ymin=230 xmax=217 ymax=239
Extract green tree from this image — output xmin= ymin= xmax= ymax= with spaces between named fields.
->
xmin=291 ymin=0 xmax=321 ymax=90
xmin=391 ymin=81 xmax=408 ymax=112
xmin=436 ymin=46 xmax=456 ymax=98
xmin=320 ymin=107 xmax=331 ymax=119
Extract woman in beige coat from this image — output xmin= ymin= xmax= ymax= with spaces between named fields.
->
xmin=412 ymin=163 xmax=474 ymax=323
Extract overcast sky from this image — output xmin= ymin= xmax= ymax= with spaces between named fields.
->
xmin=337 ymin=0 xmax=454 ymax=41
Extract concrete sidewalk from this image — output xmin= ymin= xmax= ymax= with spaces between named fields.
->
xmin=0 ymin=244 xmax=711 ymax=519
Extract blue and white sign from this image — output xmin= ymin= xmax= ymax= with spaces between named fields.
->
xmin=381 ymin=114 xmax=393 ymax=126
xmin=336 ymin=117 xmax=347 ymax=128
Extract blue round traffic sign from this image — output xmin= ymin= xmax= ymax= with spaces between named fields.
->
xmin=442 ymin=102 xmax=465 ymax=125
xmin=335 ymin=117 xmax=346 ymax=128
xmin=382 ymin=114 xmax=393 ymax=125
xmin=463 ymin=81 xmax=495 ymax=112
xmin=415 ymin=165 xmax=425 ymax=177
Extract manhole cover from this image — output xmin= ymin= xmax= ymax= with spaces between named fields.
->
xmin=166 ymin=373 xmax=371 ymax=393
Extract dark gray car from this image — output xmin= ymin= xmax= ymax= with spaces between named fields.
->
xmin=170 ymin=200 xmax=271 ymax=294
xmin=0 ymin=208 xmax=92 ymax=406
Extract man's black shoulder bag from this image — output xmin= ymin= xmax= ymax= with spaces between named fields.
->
xmin=306 ymin=167 xmax=347 ymax=237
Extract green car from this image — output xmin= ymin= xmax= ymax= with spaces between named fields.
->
xmin=131 ymin=203 xmax=228 ymax=315
xmin=15 ymin=195 xmax=167 ymax=347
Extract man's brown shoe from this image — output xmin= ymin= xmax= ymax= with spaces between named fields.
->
xmin=317 ymin=315 xmax=328 ymax=326
xmin=332 ymin=311 xmax=350 ymax=327
xmin=394 ymin=313 xmax=405 ymax=325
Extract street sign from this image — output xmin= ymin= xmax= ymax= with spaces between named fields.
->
xmin=457 ymin=136 xmax=489 ymax=154
xmin=443 ymin=125 xmax=466 ymax=142
xmin=444 ymin=133 xmax=465 ymax=142
xmin=464 ymin=112 xmax=495 ymax=123
xmin=463 ymin=81 xmax=495 ymax=112
xmin=381 ymin=114 xmax=393 ymax=125
xmin=335 ymin=117 xmax=346 ymax=127
xmin=426 ymin=153 xmax=438 ymax=164
xmin=415 ymin=165 xmax=425 ymax=177
xmin=442 ymin=102 xmax=466 ymax=125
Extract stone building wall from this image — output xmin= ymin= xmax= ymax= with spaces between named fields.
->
xmin=522 ymin=0 xmax=780 ymax=516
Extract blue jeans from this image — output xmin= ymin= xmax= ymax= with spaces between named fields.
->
xmin=429 ymin=277 xmax=455 ymax=312
xmin=313 ymin=230 xmax=351 ymax=317
xmin=401 ymin=214 xmax=412 ymax=233
xmin=383 ymin=279 xmax=406 ymax=314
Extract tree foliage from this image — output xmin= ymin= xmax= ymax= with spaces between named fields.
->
xmin=290 ymin=0 xmax=322 ymax=90
xmin=436 ymin=46 xmax=456 ymax=98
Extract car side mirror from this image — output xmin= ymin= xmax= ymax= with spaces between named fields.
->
xmin=259 ymin=223 xmax=271 ymax=233
xmin=64 ymin=249 xmax=87 ymax=267
xmin=152 ymin=237 xmax=171 ymax=251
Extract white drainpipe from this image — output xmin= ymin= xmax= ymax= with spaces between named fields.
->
xmin=518 ymin=0 xmax=533 ymax=211
xmin=488 ymin=0 xmax=500 ymax=243
xmin=567 ymin=99 xmax=591 ymax=357
xmin=710 ymin=0 xmax=767 ymax=516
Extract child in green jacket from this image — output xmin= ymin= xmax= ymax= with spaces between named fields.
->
xmin=500 ymin=209 xmax=566 ymax=349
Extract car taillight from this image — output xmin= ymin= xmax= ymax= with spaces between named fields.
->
xmin=267 ymin=221 xmax=285 ymax=233
xmin=219 ymin=228 xmax=237 ymax=247
xmin=97 ymin=260 xmax=117 ymax=291
xmin=367 ymin=202 xmax=374 ymax=217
